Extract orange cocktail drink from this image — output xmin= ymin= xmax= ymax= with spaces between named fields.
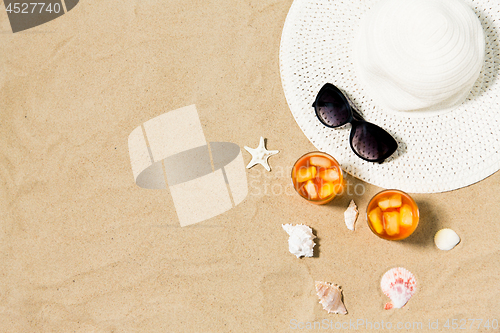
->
xmin=367 ymin=190 xmax=419 ymax=240
xmin=291 ymin=152 xmax=343 ymax=205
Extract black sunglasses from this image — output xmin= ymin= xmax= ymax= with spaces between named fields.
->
xmin=312 ymin=83 xmax=398 ymax=163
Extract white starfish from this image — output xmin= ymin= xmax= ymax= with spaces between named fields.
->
xmin=244 ymin=137 xmax=279 ymax=171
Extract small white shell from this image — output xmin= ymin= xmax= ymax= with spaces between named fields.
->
xmin=315 ymin=281 xmax=347 ymax=314
xmin=381 ymin=267 xmax=417 ymax=310
xmin=434 ymin=228 xmax=460 ymax=251
xmin=282 ymin=224 xmax=316 ymax=258
xmin=344 ymin=200 xmax=358 ymax=231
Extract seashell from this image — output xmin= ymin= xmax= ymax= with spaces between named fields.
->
xmin=315 ymin=281 xmax=347 ymax=314
xmin=434 ymin=228 xmax=460 ymax=251
xmin=381 ymin=267 xmax=417 ymax=310
xmin=344 ymin=200 xmax=358 ymax=231
xmin=282 ymin=224 xmax=316 ymax=258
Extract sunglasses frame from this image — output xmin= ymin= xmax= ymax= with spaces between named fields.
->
xmin=312 ymin=83 xmax=398 ymax=163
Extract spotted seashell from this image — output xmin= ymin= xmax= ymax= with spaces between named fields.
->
xmin=381 ymin=267 xmax=417 ymax=309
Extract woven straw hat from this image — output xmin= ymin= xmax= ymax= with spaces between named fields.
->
xmin=279 ymin=0 xmax=500 ymax=193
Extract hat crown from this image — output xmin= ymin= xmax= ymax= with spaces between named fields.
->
xmin=354 ymin=0 xmax=485 ymax=113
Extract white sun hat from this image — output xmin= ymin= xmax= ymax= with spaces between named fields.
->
xmin=279 ymin=0 xmax=500 ymax=193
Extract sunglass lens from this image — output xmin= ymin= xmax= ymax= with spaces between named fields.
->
xmin=314 ymin=86 xmax=351 ymax=127
xmin=350 ymin=122 xmax=398 ymax=162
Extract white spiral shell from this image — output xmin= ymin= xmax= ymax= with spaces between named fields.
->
xmin=282 ymin=224 xmax=316 ymax=258
xmin=354 ymin=0 xmax=485 ymax=113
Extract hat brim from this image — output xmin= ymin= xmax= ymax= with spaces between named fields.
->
xmin=279 ymin=0 xmax=500 ymax=193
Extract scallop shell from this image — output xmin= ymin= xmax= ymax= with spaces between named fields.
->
xmin=315 ymin=281 xmax=347 ymax=314
xmin=381 ymin=267 xmax=417 ymax=310
xmin=282 ymin=224 xmax=316 ymax=258
xmin=434 ymin=228 xmax=460 ymax=251
xmin=344 ymin=200 xmax=358 ymax=231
